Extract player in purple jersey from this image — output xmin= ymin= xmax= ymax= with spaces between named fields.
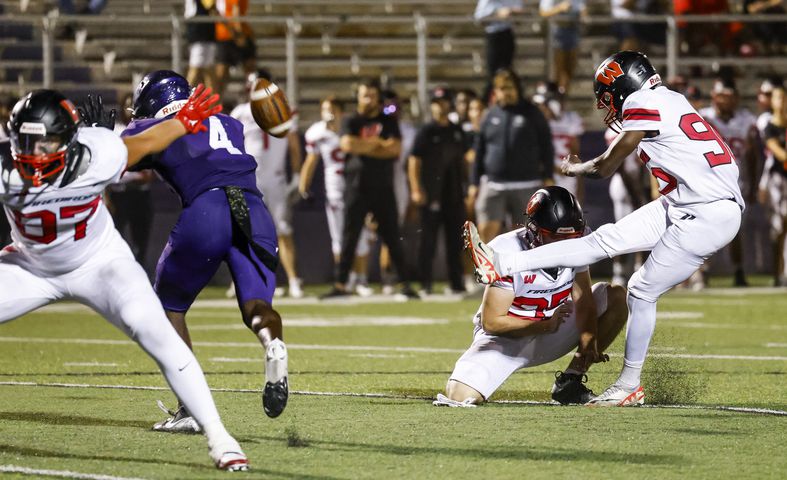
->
xmin=121 ymin=70 xmax=289 ymax=429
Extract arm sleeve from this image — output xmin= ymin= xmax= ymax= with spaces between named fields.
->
xmin=621 ymin=93 xmax=662 ymax=132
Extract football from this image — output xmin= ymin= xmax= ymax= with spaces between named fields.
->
xmin=249 ymin=77 xmax=293 ymax=138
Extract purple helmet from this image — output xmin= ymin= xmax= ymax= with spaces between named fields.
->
xmin=131 ymin=70 xmax=191 ymax=119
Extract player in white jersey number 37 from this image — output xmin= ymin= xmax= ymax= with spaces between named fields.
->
xmin=0 ymin=87 xmax=250 ymax=470
xmin=435 ymin=187 xmax=628 ymax=407
xmin=465 ymin=51 xmax=743 ymax=406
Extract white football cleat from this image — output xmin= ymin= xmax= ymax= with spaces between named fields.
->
xmin=289 ymin=278 xmax=304 ymax=299
xmin=586 ymin=384 xmax=645 ymax=407
xmin=152 ymin=401 xmax=201 ymax=433
xmin=209 ymin=437 xmax=250 ymax=471
xmin=462 ymin=221 xmax=501 ymax=284
xmin=355 ymin=283 xmax=374 ymax=297
xmin=263 ymin=338 xmax=289 ymax=418
xmin=432 ymin=393 xmax=478 ymax=408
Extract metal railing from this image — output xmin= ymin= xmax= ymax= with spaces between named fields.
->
xmin=5 ymin=11 xmax=787 ymax=112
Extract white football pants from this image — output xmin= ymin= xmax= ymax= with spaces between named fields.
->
xmin=0 ymin=232 xmax=229 ymax=437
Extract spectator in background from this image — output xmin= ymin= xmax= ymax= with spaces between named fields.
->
xmin=109 ymin=93 xmax=155 ymax=266
xmin=759 ymin=86 xmax=787 ymax=286
xmin=673 ymin=0 xmax=742 ymax=58
xmin=610 ymin=0 xmax=640 ymax=50
xmin=378 ymin=90 xmax=415 ymax=295
xmin=449 ymin=88 xmax=477 ymax=130
xmin=59 ymin=0 xmax=107 ymax=14
xmin=322 ymin=78 xmax=417 ymax=299
xmin=699 ymin=78 xmax=759 ymax=287
xmin=474 ymin=0 xmax=524 ymax=101
xmin=185 ymin=0 xmax=217 ymax=90
xmin=756 ymin=77 xmax=783 ymax=136
xmin=0 ymin=96 xmax=11 ymax=246
xmin=470 ymin=68 xmax=554 ymax=241
xmin=532 ymin=81 xmax=584 ymax=200
xmin=408 ymin=88 xmax=467 ymax=295
xmin=744 ymin=0 xmax=786 ymax=56
xmin=462 ymin=96 xmax=487 ymax=292
xmin=215 ymin=0 xmax=256 ymax=95
xmin=538 ymin=0 xmax=586 ymax=94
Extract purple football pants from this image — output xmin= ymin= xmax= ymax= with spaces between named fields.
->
xmin=155 ymin=188 xmax=278 ymax=312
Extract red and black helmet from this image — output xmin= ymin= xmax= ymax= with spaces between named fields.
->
xmin=523 ymin=186 xmax=585 ymax=248
xmin=594 ymin=51 xmax=661 ymax=129
xmin=7 ymin=90 xmax=81 ymax=187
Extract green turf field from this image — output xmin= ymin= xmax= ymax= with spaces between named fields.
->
xmin=0 ymin=283 xmax=785 ymax=479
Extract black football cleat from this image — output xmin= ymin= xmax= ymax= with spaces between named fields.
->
xmin=263 ymin=377 xmax=289 ymax=418
xmin=551 ymin=371 xmax=595 ymax=405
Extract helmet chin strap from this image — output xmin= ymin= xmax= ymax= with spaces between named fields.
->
xmin=58 ymin=142 xmax=87 ymax=188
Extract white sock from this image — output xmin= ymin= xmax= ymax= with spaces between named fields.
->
xmin=616 ymin=293 xmax=658 ymax=389
xmin=348 ymin=271 xmax=358 ymax=289
xmin=497 ymin=235 xmax=608 ymax=276
xmin=135 ymin=323 xmax=225 ymax=435
xmin=357 ymin=273 xmax=368 ymax=285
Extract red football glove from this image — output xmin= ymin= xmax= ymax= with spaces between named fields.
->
xmin=175 ymin=84 xmax=222 ymax=134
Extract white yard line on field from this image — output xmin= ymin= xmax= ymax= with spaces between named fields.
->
xmin=0 ymin=465 xmax=146 ymax=480
xmin=0 ymin=381 xmax=785 ymax=417
xmin=765 ymin=343 xmax=787 ymax=348
xmin=1 ymin=336 xmax=787 ymax=360
xmin=63 ymin=362 xmax=119 ymax=367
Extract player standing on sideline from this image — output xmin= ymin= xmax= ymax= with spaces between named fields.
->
xmin=0 ymin=88 xmax=249 ymax=470
xmin=533 ymin=81 xmax=585 ymax=200
xmin=123 ymin=70 xmax=289 ymax=429
xmin=300 ymin=96 xmax=373 ymax=296
xmin=759 ymin=86 xmax=787 ymax=286
xmin=465 ymin=51 xmax=744 ymax=406
xmin=231 ymin=69 xmax=304 ymax=298
xmin=435 ymin=187 xmax=627 ymax=407
xmin=699 ymin=78 xmax=759 ymax=286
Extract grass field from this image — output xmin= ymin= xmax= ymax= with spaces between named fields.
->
xmin=0 ymin=281 xmax=786 ymax=479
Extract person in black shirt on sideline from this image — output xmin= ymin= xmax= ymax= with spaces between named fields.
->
xmin=322 ymin=78 xmax=417 ymax=299
xmin=408 ymin=88 xmax=468 ymax=295
xmin=469 ymin=68 xmax=554 ymax=241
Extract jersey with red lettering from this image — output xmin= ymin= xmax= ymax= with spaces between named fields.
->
xmin=474 ymin=227 xmax=588 ymax=330
xmin=549 ymin=111 xmax=584 ymax=195
xmin=621 ymin=86 xmax=744 ymax=208
xmin=304 ymin=120 xmax=346 ymax=202
xmin=698 ymin=107 xmax=756 ymax=162
xmin=0 ymin=127 xmax=125 ymax=274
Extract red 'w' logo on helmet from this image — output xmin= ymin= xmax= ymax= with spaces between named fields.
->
xmin=596 ymin=61 xmax=624 ymax=86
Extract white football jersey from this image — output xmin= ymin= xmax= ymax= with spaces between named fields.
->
xmin=304 ymin=120 xmax=346 ymax=202
xmin=550 ymin=111 xmax=584 ymax=195
xmin=0 ymin=127 xmax=125 ymax=274
xmin=473 ymin=227 xmax=588 ymax=330
xmin=621 ymin=86 xmax=744 ymax=208
xmin=230 ymin=102 xmax=291 ymax=191
xmin=698 ymin=107 xmax=755 ymax=163
xmin=756 ymin=111 xmax=773 ymax=138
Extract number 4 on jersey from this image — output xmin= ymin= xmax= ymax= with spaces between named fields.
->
xmin=208 ymin=116 xmax=241 ymax=155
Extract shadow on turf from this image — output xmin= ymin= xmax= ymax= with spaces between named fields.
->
xmin=243 ymin=434 xmax=684 ymax=465
xmin=0 ymin=411 xmax=150 ymax=429
xmin=0 ymin=444 xmax=210 ymax=470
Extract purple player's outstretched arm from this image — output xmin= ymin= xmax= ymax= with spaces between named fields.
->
xmin=123 ymin=84 xmax=222 ymax=168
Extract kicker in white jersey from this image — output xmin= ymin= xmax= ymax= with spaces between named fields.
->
xmin=0 ymin=127 xmax=125 ymax=274
xmin=621 ymin=86 xmax=744 ymax=208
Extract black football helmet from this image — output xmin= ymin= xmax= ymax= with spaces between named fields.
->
xmin=593 ymin=51 xmax=661 ymax=129
xmin=522 ymin=186 xmax=585 ymax=248
xmin=7 ymin=90 xmax=82 ymax=187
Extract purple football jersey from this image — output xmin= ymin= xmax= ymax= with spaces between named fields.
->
xmin=122 ymin=113 xmax=259 ymax=206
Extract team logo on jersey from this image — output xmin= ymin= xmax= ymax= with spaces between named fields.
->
xmin=596 ymin=61 xmax=624 ymax=86
xmin=523 ymin=274 xmax=536 ymax=284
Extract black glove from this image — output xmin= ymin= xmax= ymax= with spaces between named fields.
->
xmin=78 ymin=94 xmax=116 ymax=130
